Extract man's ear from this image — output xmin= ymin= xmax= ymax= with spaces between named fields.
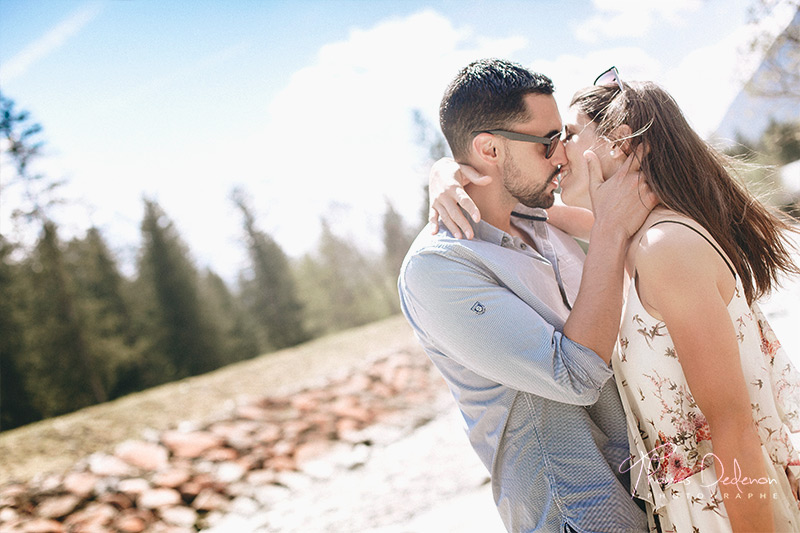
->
xmin=471 ymin=133 xmax=500 ymax=165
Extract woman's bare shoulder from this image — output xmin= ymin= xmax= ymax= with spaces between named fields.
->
xmin=630 ymin=209 xmax=728 ymax=278
xmin=627 ymin=209 xmax=686 ymax=268
xmin=638 ymin=209 xmax=736 ymax=296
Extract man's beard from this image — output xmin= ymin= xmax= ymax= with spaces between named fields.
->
xmin=502 ymin=153 xmax=556 ymax=209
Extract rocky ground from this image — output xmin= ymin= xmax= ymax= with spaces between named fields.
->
xmin=0 ymin=329 xmax=502 ymax=533
xmin=201 ymin=392 xmax=501 ymax=533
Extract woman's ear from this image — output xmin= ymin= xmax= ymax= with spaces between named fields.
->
xmin=610 ymin=124 xmax=633 ymax=157
xmin=471 ymin=133 xmax=500 ymax=165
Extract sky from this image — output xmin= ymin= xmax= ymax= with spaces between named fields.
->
xmin=1 ymin=0 xmax=796 ymax=282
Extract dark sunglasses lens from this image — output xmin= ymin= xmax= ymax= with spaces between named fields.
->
xmin=546 ymin=135 xmax=559 ymax=159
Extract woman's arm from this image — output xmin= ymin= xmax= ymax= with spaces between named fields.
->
xmin=547 ymin=200 xmax=594 ymax=241
xmin=427 ymin=157 xmax=490 ymax=239
xmin=428 ymin=157 xmax=595 ymax=240
xmin=636 ymin=224 xmax=774 ymax=532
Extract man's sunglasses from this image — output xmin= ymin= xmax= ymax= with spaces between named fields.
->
xmin=594 ymin=66 xmax=624 ymax=92
xmin=471 ymin=129 xmax=562 ymax=159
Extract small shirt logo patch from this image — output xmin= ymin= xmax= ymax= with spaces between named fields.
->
xmin=471 ymin=302 xmax=486 ymax=315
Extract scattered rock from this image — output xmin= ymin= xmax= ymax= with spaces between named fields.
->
xmin=0 ymin=483 xmax=27 ymax=504
xmin=62 ymin=501 xmax=116 ymax=529
xmin=87 ymin=453 xmax=136 ymax=477
xmin=151 ymin=468 xmax=192 ymax=489
xmin=192 ymin=488 xmax=229 ymax=512
xmin=245 ymin=469 xmax=277 ymax=486
xmin=294 ymin=439 xmax=333 ymax=465
xmin=0 ymin=352 xmax=446 ymax=533
xmin=254 ymin=424 xmax=281 ymax=444
xmin=118 ymin=478 xmax=151 ymax=497
xmin=35 ymin=494 xmax=80 ymax=519
xmin=161 ymin=431 xmax=223 ymax=459
xmin=159 ymin=505 xmax=197 ymax=527
xmin=20 ymin=517 xmax=64 ymax=532
xmin=62 ymin=472 xmax=97 ymax=498
xmin=228 ymin=496 xmax=259 ymax=516
xmin=202 ymin=446 xmax=238 ymax=462
xmin=271 ymin=439 xmax=294 ymax=457
xmin=137 ymin=488 xmax=182 ymax=510
xmin=116 ymin=440 xmax=170 ymax=471
xmin=252 ymin=483 xmax=290 ymax=507
xmin=335 ymin=417 xmax=362 ymax=441
xmin=115 ymin=511 xmax=148 ymax=533
xmin=0 ymin=507 xmax=18 ymax=522
xmin=235 ymin=405 xmax=269 ymax=421
xmin=264 ymin=455 xmax=295 ymax=472
xmin=97 ymin=491 xmax=133 ymax=509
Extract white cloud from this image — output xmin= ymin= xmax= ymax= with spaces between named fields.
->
xmin=532 ymin=47 xmax=663 ymax=114
xmin=664 ymin=28 xmax=753 ymax=137
xmin=574 ymin=0 xmax=702 ymax=44
xmin=2 ymin=1 xmax=103 ymax=82
xmin=243 ymin=10 xmax=528 ymax=259
xmin=59 ymin=9 xmax=531 ymax=281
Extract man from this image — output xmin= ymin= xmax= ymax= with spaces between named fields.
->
xmin=397 ymin=58 xmax=653 ymax=532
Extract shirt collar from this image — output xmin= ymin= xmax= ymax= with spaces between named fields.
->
xmin=511 ymin=204 xmax=549 ymax=223
xmin=466 ymin=204 xmax=549 ymax=245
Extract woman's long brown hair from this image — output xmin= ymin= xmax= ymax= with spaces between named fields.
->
xmin=571 ymin=81 xmax=799 ymax=304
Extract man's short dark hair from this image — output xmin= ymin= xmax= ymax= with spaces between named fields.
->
xmin=439 ymin=58 xmax=554 ymax=161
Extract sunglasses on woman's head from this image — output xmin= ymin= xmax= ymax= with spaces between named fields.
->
xmin=594 ymin=66 xmax=624 ymax=92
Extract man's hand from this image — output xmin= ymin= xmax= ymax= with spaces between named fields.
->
xmin=586 ymin=146 xmax=658 ymax=241
xmin=428 ymin=157 xmax=490 ymax=239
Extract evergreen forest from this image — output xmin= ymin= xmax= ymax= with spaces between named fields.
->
xmin=0 ymin=92 xmax=433 ymax=431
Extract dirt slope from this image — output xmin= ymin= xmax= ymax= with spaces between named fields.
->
xmin=0 ymin=316 xmax=421 ymax=485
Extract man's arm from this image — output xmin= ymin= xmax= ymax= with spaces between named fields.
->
xmin=562 ymin=149 xmax=657 ymax=364
xmin=399 ymin=250 xmax=613 ymax=405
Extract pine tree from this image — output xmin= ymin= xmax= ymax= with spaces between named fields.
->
xmin=23 ymin=222 xmax=108 ymax=416
xmin=1 ymin=92 xmax=106 ymax=419
xmin=65 ymin=227 xmax=144 ymax=398
xmin=296 ymin=219 xmax=395 ymax=335
xmin=0 ymin=92 xmax=65 ymax=233
xmin=68 ymin=228 xmax=132 ymax=331
xmin=232 ymin=188 xmax=310 ymax=350
xmin=0 ymin=236 xmax=41 ymax=430
xmin=136 ymin=198 xmax=223 ymax=379
xmin=382 ymin=199 xmax=417 ymax=280
xmin=200 ymin=269 xmax=262 ymax=364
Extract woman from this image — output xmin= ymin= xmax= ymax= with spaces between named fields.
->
xmin=429 ymin=68 xmax=800 ymax=532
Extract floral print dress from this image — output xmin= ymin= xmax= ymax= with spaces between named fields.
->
xmin=613 ymin=222 xmax=800 ymax=532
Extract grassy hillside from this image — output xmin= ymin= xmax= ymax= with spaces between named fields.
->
xmin=0 ymin=315 xmax=421 ymax=485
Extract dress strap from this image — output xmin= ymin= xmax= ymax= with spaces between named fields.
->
xmin=649 ymin=220 xmax=736 ymax=279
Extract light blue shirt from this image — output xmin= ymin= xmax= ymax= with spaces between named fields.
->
xmin=398 ymin=205 xmax=647 ymax=532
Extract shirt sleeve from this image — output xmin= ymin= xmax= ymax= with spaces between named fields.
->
xmin=399 ymin=248 xmax=613 ymax=406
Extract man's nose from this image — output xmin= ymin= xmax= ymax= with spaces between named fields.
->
xmin=551 ymin=138 xmax=568 ymax=167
